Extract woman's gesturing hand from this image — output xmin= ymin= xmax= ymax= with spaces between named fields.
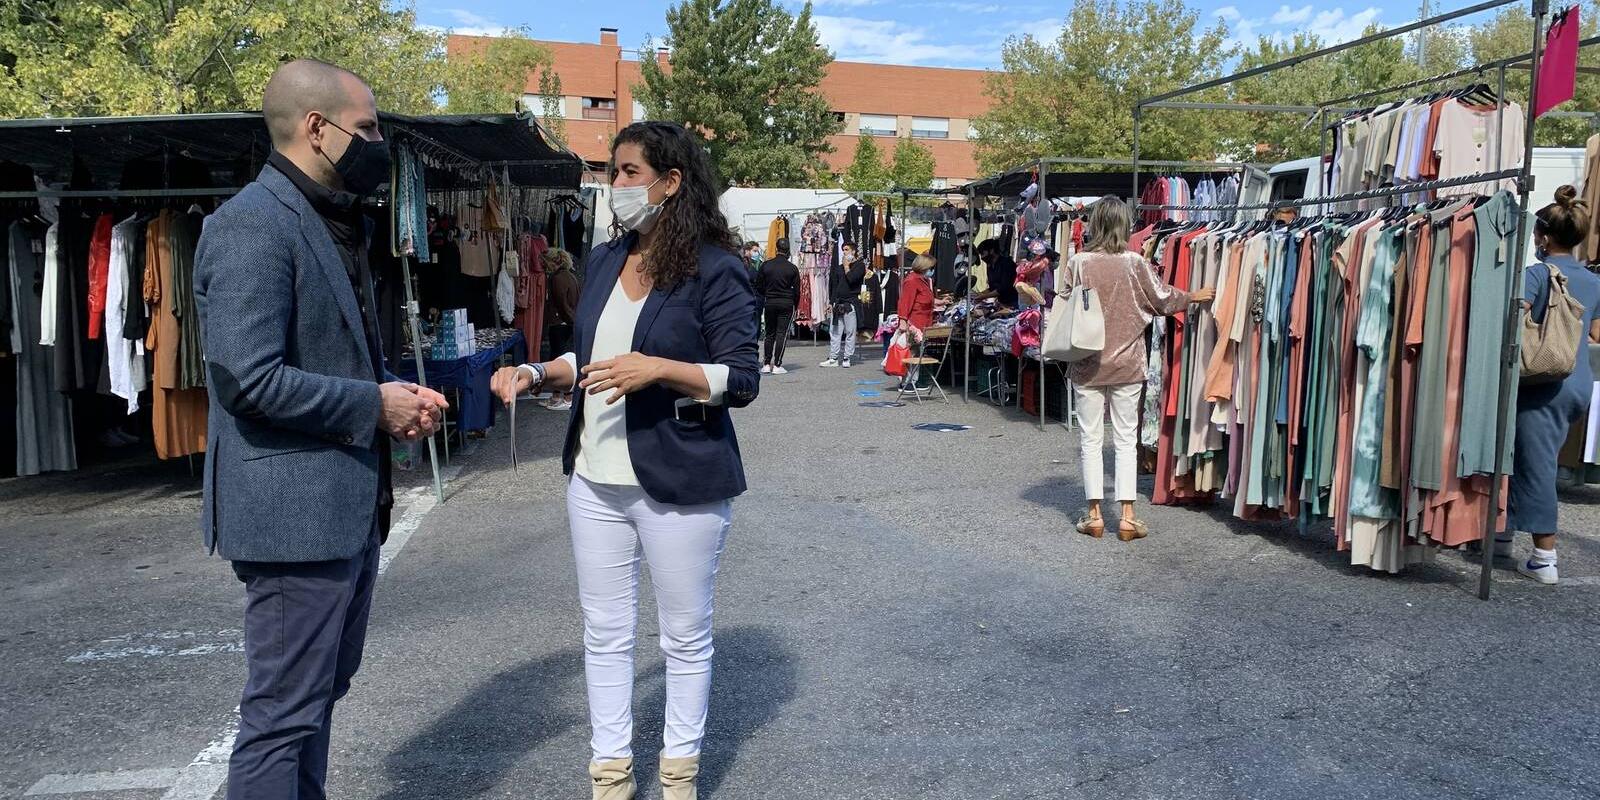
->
xmin=580 ymin=353 xmax=664 ymax=405
xmin=1189 ymin=287 xmax=1216 ymax=304
xmin=491 ymin=366 xmax=534 ymax=408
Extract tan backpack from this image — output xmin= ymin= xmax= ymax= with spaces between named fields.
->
xmin=1520 ymin=262 xmax=1587 ymax=384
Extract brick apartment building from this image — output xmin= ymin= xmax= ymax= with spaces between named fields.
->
xmin=446 ymin=28 xmax=994 ymax=186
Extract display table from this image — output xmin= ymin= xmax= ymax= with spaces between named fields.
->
xmin=395 ymin=330 xmax=527 ymax=433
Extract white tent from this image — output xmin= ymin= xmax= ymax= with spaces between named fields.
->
xmin=719 ymin=187 xmax=854 ymax=242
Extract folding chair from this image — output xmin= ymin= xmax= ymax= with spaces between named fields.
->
xmin=897 ymin=325 xmax=952 ymax=405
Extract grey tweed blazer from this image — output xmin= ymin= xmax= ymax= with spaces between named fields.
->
xmin=193 ymin=164 xmax=390 ymax=563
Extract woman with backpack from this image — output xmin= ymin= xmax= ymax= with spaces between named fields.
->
xmin=1502 ymin=185 xmax=1600 ymax=585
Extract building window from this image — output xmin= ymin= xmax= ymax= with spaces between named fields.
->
xmin=833 ymin=111 xmax=846 ymax=123
xmin=582 ymin=97 xmax=617 ymax=121
xmin=858 ymin=114 xmax=896 ymax=137
xmin=930 ymin=178 xmax=949 ymax=189
xmin=966 ymin=124 xmax=980 ymax=140
xmin=523 ymin=94 xmax=567 ymax=118
xmin=911 ymin=117 xmax=949 ymax=139
xmin=632 ymin=100 xmax=647 ymax=121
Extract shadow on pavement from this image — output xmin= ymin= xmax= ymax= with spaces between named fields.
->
xmin=631 ymin=625 xmax=796 ymax=797
xmin=378 ymin=648 xmax=584 ymax=799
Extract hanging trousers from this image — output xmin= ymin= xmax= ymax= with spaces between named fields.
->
xmin=1074 ymin=383 xmax=1143 ymax=502
xmin=763 ymin=306 xmax=793 ymax=367
xmin=567 ymin=474 xmax=732 ymax=761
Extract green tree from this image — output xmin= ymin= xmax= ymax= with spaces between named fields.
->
xmin=889 ymin=137 xmax=937 ymax=189
xmin=443 ymin=28 xmax=558 ymax=118
xmin=637 ymin=0 xmax=843 ymax=186
xmin=842 ymin=135 xmax=891 ymax=193
xmin=0 ymin=0 xmax=446 ymax=118
xmin=973 ymin=0 xmax=1236 ymax=174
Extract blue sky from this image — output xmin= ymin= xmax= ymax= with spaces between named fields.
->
xmin=413 ymin=1 xmax=1441 ymax=70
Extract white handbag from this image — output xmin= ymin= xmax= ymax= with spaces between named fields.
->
xmin=1042 ymin=254 xmax=1104 ymax=362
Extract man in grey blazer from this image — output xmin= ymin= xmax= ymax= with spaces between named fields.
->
xmin=193 ymin=59 xmax=447 ymax=799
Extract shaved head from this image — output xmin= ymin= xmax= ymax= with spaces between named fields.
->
xmin=262 ymin=59 xmax=372 ymax=149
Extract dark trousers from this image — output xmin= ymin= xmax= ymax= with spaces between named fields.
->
xmin=228 ymin=534 xmax=379 ymax=800
xmin=763 ymin=306 xmax=793 ymax=367
xmin=548 ymin=322 xmax=574 ymax=361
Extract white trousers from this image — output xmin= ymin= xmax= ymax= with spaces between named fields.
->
xmin=1073 ymin=383 xmax=1142 ymax=503
xmin=566 ymin=475 xmax=732 ymax=762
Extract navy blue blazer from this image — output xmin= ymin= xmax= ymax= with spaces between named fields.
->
xmin=562 ymin=233 xmax=761 ymax=506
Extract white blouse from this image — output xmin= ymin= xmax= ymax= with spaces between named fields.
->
xmin=549 ymin=280 xmax=729 ymax=487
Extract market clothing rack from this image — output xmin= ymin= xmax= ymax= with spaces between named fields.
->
xmin=0 ymin=111 xmax=584 ymax=503
xmin=1131 ymin=0 xmax=1568 ymax=599
xmin=956 ymin=158 xmax=1264 ymax=430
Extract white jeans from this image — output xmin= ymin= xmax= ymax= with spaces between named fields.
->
xmin=566 ymin=475 xmax=731 ymax=762
xmin=1073 ymin=383 xmax=1142 ymax=502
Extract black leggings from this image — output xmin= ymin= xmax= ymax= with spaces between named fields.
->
xmin=763 ymin=306 xmax=793 ymax=366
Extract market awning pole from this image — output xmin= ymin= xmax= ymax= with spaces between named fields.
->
xmin=1038 ymin=159 xmax=1050 ymax=432
xmin=964 ymin=184 xmax=975 ymax=403
xmin=1481 ymin=0 xmax=1548 ymax=600
xmin=402 ymin=254 xmax=446 ymax=506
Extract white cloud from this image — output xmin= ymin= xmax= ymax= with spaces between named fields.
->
xmin=1306 ymin=7 xmax=1382 ymax=44
xmin=439 ymin=8 xmax=510 ymax=37
xmin=1219 ymin=4 xmax=1384 ymax=50
xmin=811 ymin=0 xmax=880 ymax=6
xmin=1270 ymin=4 xmax=1313 ymax=25
xmin=813 ymin=15 xmax=979 ymax=65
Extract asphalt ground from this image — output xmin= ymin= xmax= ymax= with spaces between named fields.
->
xmin=4 ymin=338 xmax=1599 ymax=799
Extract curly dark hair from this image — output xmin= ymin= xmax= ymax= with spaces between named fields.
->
xmin=610 ymin=122 xmax=738 ymax=288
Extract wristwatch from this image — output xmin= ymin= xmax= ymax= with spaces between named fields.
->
xmin=516 ymin=362 xmax=546 ymax=391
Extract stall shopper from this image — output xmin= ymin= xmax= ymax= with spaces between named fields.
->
xmin=755 ymin=237 xmax=800 ymax=374
xmin=1503 ymin=186 xmax=1600 ymax=585
xmin=896 ymin=254 xmax=937 ymax=393
xmin=974 ymin=238 xmax=1019 ymax=309
xmin=822 ymin=241 xmax=866 ymax=367
xmin=193 ymin=60 xmax=449 ymax=798
xmin=491 ymin=120 xmax=760 ymax=800
xmin=1061 ymin=196 xmax=1211 ymax=541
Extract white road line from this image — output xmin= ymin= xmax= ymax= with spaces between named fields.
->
xmin=67 ymin=630 xmax=247 ymax=664
xmin=26 ymin=768 xmax=180 ymax=795
xmin=157 ymin=477 xmax=452 ymax=800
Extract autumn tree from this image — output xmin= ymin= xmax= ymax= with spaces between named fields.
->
xmin=0 ymin=0 xmax=561 ymax=124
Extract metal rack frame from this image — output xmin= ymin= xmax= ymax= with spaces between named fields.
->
xmin=1131 ymin=0 xmax=1566 ymax=599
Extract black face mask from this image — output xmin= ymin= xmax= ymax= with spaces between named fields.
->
xmin=319 ymin=118 xmax=391 ymax=196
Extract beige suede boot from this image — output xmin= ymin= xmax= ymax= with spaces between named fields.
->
xmin=588 ymin=757 xmax=636 ymax=800
xmin=658 ymin=754 xmax=700 ymax=800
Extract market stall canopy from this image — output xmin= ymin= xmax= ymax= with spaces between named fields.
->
xmin=719 ymin=187 xmax=855 ymax=238
xmin=0 ymin=111 xmax=582 ymax=193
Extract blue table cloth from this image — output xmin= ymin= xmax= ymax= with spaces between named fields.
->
xmin=394 ymin=331 xmax=527 ymax=433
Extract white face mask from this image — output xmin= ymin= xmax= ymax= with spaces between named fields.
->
xmin=610 ymin=178 xmax=664 ymax=234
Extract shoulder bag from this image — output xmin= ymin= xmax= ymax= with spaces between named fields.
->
xmin=1520 ymin=261 xmax=1586 ymax=384
xmin=1042 ymin=254 xmax=1104 ymax=362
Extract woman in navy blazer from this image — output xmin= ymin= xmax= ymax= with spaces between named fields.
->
xmin=493 ymin=122 xmax=759 ymax=800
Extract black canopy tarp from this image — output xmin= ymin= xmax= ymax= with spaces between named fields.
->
xmin=0 ymin=111 xmax=582 ymax=192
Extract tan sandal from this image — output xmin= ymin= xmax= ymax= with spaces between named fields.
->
xmin=1075 ymin=513 xmax=1105 ymax=538
xmin=1118 ymin=518 xmax=1149 ymax=542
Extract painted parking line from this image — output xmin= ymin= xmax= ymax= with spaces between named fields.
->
xmin=26 ymin=768 xmax=181 ymax=795
xmin=156 ymin=474 xmax=453 ymax=800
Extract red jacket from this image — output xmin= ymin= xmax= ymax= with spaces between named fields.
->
xmin=87 ymin=213 xmax=114 ymax=340
xmin=897 ymin=271 xmax=934 ymax=329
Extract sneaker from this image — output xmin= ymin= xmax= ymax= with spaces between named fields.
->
xmin=761 ymin=365 xmax=773 ymax=374
xmin=841 ymin=359 xmax=852 ymax=368
xmin=546 ymin=399 xmax=572 ymax=412
xmin=771 ymin=366 xmax=789 ymax=375
xmin=819 ymin=359 xmax=839 ymax=368
xmin=1517 ymin=558 xmax=1559 ymax=585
